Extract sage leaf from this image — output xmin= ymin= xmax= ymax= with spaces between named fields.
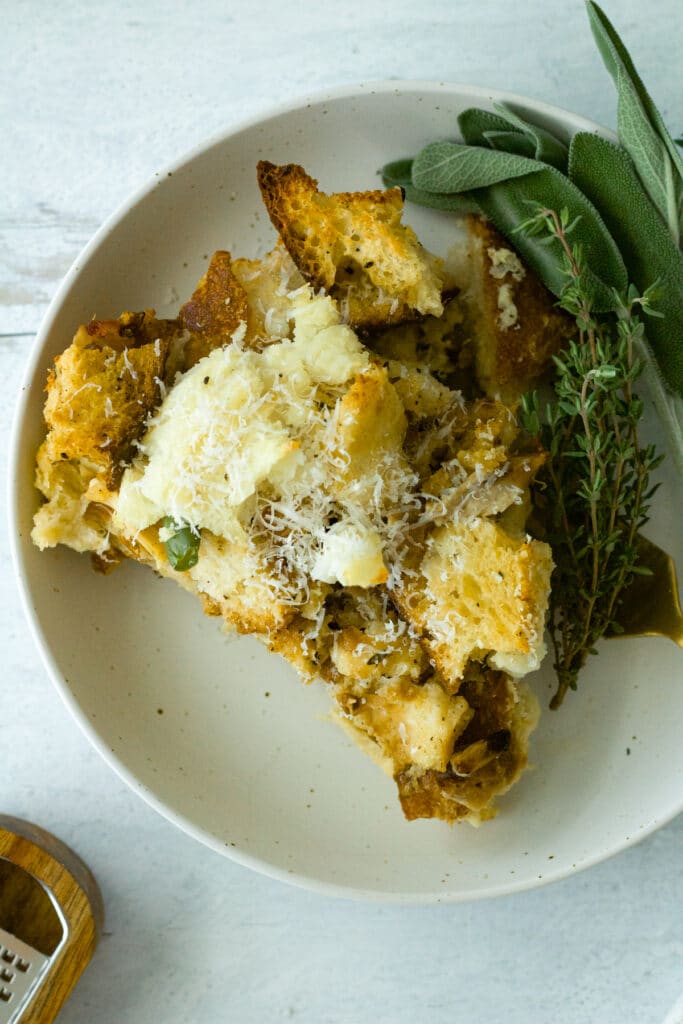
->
xmin=459 ymin=104 xmax=568 ymax=170
xmin=380 ymin=158 xmax=480 ymax=213
xmin=616 ymin=69 xmax=682 ymax=244
xmin=412 ymin=141 xmax=543 ymax=194
xmin=381 ymin=157 xmax=413 ymax=186
xmin=586 ymin=0 xmax=683 ymax=243
xmin=467 ymin=168 xmax=628 ymax=311
xmin=492 ymin=102 xmax=569 ymax=170
xmin=568 ymin=131 xmax=683 ymax=396
xmin=484 ymin=130 xmax=538 ymax=159
xmin=458 ymin=107 xmax=519 ymax=147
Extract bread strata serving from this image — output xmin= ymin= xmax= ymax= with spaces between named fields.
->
xmin=32 ymin=163 xmax=566 ymax=824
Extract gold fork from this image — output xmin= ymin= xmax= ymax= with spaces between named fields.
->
xmin=609 ymin=535 xmax=683 ymax=646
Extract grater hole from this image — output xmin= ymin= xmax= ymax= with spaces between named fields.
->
xmin=0 ymin=988 xmax=10 ymax=1003
xmin=15 ymin=959 xmax=29 ymax=973
xmin=0 ymin=969 xmax=12 ymax=983
xmin=0 ymin=952 xmax=14 ymax=965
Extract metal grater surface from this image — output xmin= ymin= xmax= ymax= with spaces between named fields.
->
xmin=0 ymin=929 xmax=50 ymax=1024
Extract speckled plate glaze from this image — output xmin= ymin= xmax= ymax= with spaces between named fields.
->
xmin=9 ymin=83 xmax=683 ymax=902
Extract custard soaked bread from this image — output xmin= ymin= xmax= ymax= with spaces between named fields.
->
xmin=453 ymin=215 xmax=575 ymax=403
xmin=32 ymin=165 xmax=559 ymax=824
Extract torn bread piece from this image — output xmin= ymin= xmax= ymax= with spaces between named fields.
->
xmin=388 ymin=395 xmax=552 ymax=685
xmin=394 ymin=518 xmax=553 ymax=684
xmin=32 ymin=310 xmax=182 ymax=561
xmin=180 ymin=250 xmax=250 ymax=368
xmin=231 ymin=244 xmax=305 ymax=347
xmin=453 ymin=216 xmax=574 ymax=403
xmin=396 ymin=666 xmax=539 ymax=823
xmin=257 ymin=161 xmax=444 ymax=330
xmin=39 ymin=310 xmax=176 ymax=490
xmin=180 ymin=246 xmax=305 ymax=367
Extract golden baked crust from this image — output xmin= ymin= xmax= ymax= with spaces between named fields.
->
xmin=42 ymin=310 xmax=175 ymax=489
xmin=180 ymin=250 xmax=249 ymax=367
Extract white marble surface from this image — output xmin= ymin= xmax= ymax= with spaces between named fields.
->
xmin=3 ymin=1 xmax=683 ymax=1021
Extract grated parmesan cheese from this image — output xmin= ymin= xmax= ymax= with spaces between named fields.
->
xmin=113 ymin=286 xmax=415 ymax=598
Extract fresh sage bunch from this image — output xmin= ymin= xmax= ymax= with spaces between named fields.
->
xmin=381 ymin=0 xmax=683 ymax=473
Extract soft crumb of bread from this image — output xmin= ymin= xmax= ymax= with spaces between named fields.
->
xmin=32 ymin=445 xmax=113 ymax=554
xmin=396 ymin=668 xmax=539 ymax=824
xmin=231 ymin=244 xmax=305 ymax=345
xmin=367 ymin=294 xmax=476 ymax=394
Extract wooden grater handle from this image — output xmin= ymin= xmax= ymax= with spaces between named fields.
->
xmin=0 ymin=817 xmax=103 ymax=1024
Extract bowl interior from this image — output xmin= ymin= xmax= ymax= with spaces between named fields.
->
xmin=11 ymin=83 xmax=683 ymax=901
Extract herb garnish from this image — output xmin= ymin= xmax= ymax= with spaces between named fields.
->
xmin=381 ymin=1 xmax=683 ymax=472
xmin=517 ymin=207 xmax=662 ymax=707
xmin=162 ymin=516 xmax=200 ymax=572
xmin=379 ymin=1 xmax=681 ymax=703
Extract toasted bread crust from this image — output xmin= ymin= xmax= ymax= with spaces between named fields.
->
xmin=180 ymin=250 xmax=250 ymax=367
xmin=257 ymin=161 xmax=444 ymax=329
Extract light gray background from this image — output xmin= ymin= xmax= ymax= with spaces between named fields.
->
xmin=3 ymin=2 xmax=682 ymax=1021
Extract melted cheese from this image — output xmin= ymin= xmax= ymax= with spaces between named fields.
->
xmin=312 ymin=522 xmax=387 ymax=587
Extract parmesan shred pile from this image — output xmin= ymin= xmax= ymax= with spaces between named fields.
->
xmin=117 ymin=290 xmax=411 ymax=599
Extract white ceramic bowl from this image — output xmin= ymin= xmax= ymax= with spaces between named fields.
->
xmin=10 ymin=82 xmax=683 ymax=902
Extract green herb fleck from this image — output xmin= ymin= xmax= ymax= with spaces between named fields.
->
xmin=162 ymin=516 xmax=200 ymax=572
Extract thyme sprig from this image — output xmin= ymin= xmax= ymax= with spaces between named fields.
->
xmin=518 ymin=207 xmax=663 ymax=707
